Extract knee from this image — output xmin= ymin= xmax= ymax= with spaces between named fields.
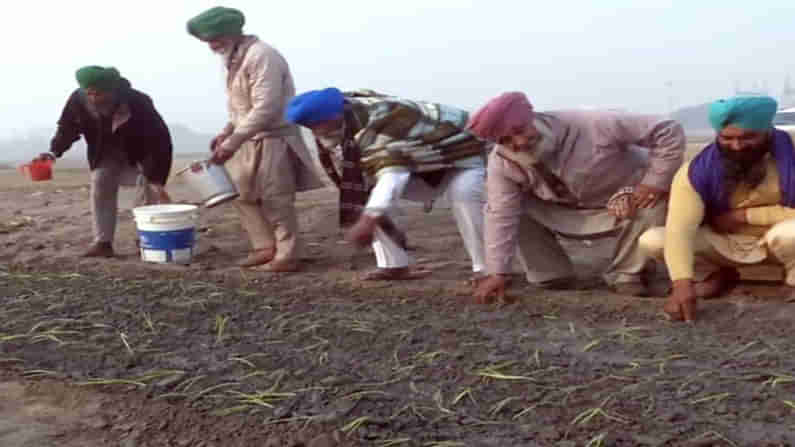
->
xmin=764 ymin=219 xmax=795 ymax=256
xmin=638 ymin=227 xmax=666 ymax=259
xmin=633 ymin=203 xmax=667 ymax=227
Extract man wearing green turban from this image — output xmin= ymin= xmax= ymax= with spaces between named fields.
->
xmin=33 ymin=66 xmax=174 ymax=258
xmin=639 ymin=96 xmax=795 ymax=322
xmin=186 ymin=7 xmax=324 ymax=272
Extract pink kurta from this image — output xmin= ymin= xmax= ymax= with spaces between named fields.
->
xmin=485 ymin=110 xmax=686 ymax=274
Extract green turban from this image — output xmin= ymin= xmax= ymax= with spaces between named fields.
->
xmin=187 ymin=7 xmax=245 ymax=40
xmin=708 ymin=96 xmax=778 ymax=132
xmin=75 ymin=66 xmax=122 ymax=91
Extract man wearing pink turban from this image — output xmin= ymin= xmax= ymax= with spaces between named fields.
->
xmin=468 ymin=92 xmax=686 ymax=302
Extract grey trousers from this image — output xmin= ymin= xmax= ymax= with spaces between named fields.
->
xmin=91 ymin=150 xmax=154 ymax=243
xmin=515 ymin=196 xmax=667 ymax=285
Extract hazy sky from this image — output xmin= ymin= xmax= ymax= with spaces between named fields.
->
xmin=3 ymin=0 xmax=794 ymax=137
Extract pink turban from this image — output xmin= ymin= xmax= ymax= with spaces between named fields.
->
xmin=466 ymin=92 xmax=534 ymax=141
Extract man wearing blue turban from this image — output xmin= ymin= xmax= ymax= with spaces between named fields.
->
xmin=287 ymin=88 xmax=489 ymax=282
xmin=639 ymin=96 xmax=795 ymax=321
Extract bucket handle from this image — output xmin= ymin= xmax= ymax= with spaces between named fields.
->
xmin=146 ymin=213 xmax=199 ymax=225
xmin=175 ymin=159 xmax=211 ymax=176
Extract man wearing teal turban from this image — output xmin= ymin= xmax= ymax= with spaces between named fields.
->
xmin=639 ymin=96 xmax=795 ymax=322
xmin=186 ymin=7 xmax=324 ymax=272
xmin=32 ymin=66 xmax=173 ymax=258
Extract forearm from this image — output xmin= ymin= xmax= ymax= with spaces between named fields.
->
xmin=663 ymin=164 xmax=704 ymax=281
xmin=49 ymin=125 xmax=80 ymax=157
xmin=485 ymin=205 xmax=521 ymax=274
xmin=745 ymin=205 xmax=795 ymax=226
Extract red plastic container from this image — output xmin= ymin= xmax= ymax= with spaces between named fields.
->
xmin=19 ymin=159 xmax=53 ymax=181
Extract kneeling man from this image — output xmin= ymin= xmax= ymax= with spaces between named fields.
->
xmin=470 ymin=92 xmax=686 ymax=302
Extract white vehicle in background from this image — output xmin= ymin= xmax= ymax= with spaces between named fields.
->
xmin=774 ymin=107 xmax=795 ymax=134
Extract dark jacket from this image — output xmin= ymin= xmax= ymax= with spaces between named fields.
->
xmin=50 ymin=85 xmax=173 ymax=185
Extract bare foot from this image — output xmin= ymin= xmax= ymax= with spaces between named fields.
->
xmin=693 ymin=268 xmax=740 ymax=299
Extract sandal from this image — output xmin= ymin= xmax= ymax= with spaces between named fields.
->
xmin=361 ymin=267 xmax=432 ymax=281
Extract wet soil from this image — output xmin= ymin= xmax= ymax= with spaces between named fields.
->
xmin=1 ymin=169 xmax=795 ymax=446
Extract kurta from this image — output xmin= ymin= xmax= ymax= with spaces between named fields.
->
xmin=221 ymin=35 xmax=323 ymax=199
xmin=484 ymin=110 xmax=686 ymax=274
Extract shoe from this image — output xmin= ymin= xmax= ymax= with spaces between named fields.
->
xmin=82 ymin=242 xmax=114 ymax=258
xmin=360 ymin=267 xmax=432 ymax=281
xmin=238 ymin=247 xmax=276 ymax=268
xmin=532 ymin=276 xmax=579 ymax=290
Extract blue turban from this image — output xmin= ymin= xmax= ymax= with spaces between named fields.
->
xmin=286 ymin=88 xmax=345 ymax=126
xmin=708 ymin=96 xmax=778 ymax=132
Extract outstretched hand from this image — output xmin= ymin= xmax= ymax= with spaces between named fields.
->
xmin=472 ymin=275 xmax=508 ymax=304
xmin=34 ymin=153 xmax=56 ymax=163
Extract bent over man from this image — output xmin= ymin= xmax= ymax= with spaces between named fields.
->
xmin=286 ymin=88 xmax=488 ymax=281
xmin=37 ymin=66 xmax=173 ymax=258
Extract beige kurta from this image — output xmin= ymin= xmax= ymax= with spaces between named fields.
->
xmin=221 ymin=35 xmax=323 ymax=200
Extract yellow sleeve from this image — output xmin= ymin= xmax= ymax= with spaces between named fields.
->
xmin=663 ymin=161 xmax=705 ymax=281
xmin=745 ymin=206 xmax=795 ymax=226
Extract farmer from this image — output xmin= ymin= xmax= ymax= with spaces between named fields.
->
xmin=470 ymin=92 xmax=686 ymax=303
xmin=639 ymin=96 xmax=795 ymax=322
xmin=286 ymin=88 xmax=488 ymax=281
xmin=35 ymin=66 xmax=173 ymax=258
xmin=187 ymin=6 xmax=324 ymax=272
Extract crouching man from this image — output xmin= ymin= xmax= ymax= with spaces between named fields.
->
xmin=470 ymin=92 xmax=686 ymax=303
xmin=35 ymin=66 xmax=173 ymax=257
xmin=640 ymin=96 xmax=795 ymax=322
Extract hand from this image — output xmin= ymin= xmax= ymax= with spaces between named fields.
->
xmin=632 ymin=184 xmax=667 ymax=209
xmin=210 ymin=132 xmax=230 ymax=152
xmin=149 ymin=184 xmax=172 ymax=204
xmin=473 ymin=275 xmax=508 ymax=304
xmin=663 ymin=280 xmax=697 ymax=322
xmin=34 ymin=153 xmax=56 ymax=163
xmin=209 ymin=142 xmax=237 ymax=165
xmin=607 ymin=193 xmax=636 ymax=220
xmin=345 ymin=214 xmax=379 ymax=247
xmin=709 ymin=209 xmax=747 ymax=234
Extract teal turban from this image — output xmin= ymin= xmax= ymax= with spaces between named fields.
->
xmin=187 ymin=7 xmax=245 ymax=40
xmin=75 ymin=66 xmax=123 ymax=91
xmin=708 ymin=96 xmax=778 ymax=132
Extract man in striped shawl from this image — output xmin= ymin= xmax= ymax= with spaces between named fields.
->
xmin=287 ymin=88 xmax=489 ymax=280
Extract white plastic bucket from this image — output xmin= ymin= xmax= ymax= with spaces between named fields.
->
xmin=132 ymin=204 xmax=199 ymax=265
xmin=176 ymin=160 xmax=239 ymax=208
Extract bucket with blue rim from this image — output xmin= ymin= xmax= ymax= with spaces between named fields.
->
xmin=132 ymin=204 xmax=199 ymax=265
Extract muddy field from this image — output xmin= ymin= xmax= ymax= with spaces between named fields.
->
xmin=2 ymin=165 xmax=795 ymax=446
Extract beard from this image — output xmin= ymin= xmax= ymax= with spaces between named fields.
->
xmin=718 ymin=138 xmax=770 ymax=194
xmin=316 ymin=129 xmax=344 ymax=150
xmin=214 ymin=44 xmax=235 ymax=67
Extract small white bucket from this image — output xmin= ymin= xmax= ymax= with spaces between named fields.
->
xmin=176 ymin=160 xmax=239 ymax=208
xmin=132 ymin=204 xmax=199 ymax=265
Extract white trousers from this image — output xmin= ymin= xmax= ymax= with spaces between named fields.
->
xmin=366 ymin=168 xmax=486 ymax=272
